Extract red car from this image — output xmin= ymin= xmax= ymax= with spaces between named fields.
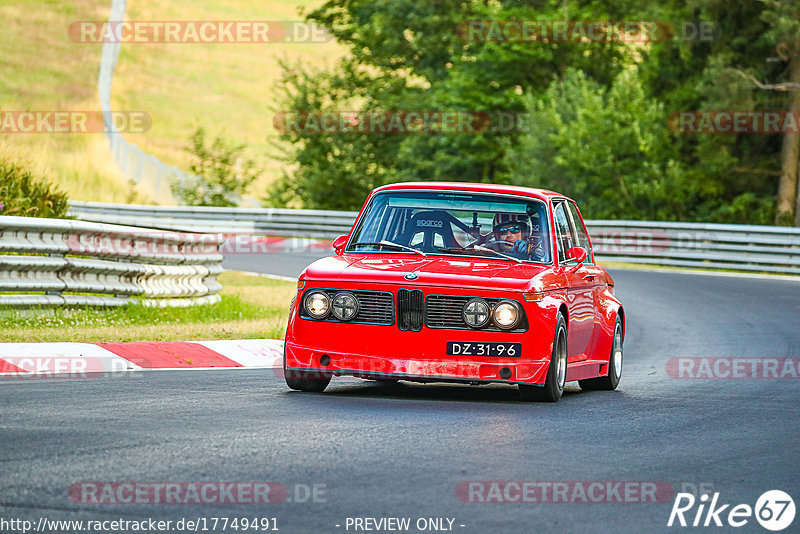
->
xmin=283 ymin=182 xmax=624 ymax=402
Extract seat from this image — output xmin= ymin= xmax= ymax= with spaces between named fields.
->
xmin=399 ymin=210 xmax=460 ymax=252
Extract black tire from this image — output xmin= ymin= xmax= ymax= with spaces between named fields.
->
xmin=283 ymin=348 xmax=331 ymax=392
xmin=519 ymin=314 xmax=567 ymax=402
xmin=579 ymin=315 xmax=623 ymax=391
xmin=285 ymin=368 xmax=331 ymax=392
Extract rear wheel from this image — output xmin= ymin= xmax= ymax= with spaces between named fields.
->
xmin=519 ymin=314 xmax=567 ymax=402
xmin=579 ymin=315 xmax=623 ymax=391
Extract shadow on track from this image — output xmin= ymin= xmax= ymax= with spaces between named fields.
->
xmin=283 ymin=379 xmax=604 ymax=404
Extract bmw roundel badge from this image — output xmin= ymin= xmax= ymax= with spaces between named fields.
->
xmin=404 ymin=273 xmax=419 ymax=281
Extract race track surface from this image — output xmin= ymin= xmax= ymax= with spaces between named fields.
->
xmin=2 ymin=254 xmax=800 ymax=533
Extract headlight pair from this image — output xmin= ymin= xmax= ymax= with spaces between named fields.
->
xmin=303 ymin=290 xmax=359 ymax=321
xmin=463 ymin=298 xmax=521 ymax=330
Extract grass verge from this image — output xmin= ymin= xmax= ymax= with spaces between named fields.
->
xmin=1 ymin=0 xmax=343 ymax=204
xmin=0 ymin=1 xmax=136 ymax=203
xmin=0 ymin=271 xmax=296 ymax=342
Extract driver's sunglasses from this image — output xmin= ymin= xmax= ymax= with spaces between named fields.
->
xmin=497 ymin=225 xmax=521 ymax=234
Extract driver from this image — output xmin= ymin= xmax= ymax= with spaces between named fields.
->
xmin=492 ymin=213 xmax=543 ymax=259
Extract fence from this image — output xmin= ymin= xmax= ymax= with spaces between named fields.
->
xmin=69 ymin=202 xmax=800 ymax=276
xmin=0 ymin=216 xmax=224 ymax=307
xmin=99 ymin=0 xmax=188 ymax=202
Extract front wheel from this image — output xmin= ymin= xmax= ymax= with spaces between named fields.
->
xmin=579 ymin=315 xmax=623 ymax=391
xmin=284 ymin=349 xmax=331 ymax=392
xmin=285 ymin=368 xmax=331 ymax=392
xmin=519 ymin=314 xmax=567 ymax=402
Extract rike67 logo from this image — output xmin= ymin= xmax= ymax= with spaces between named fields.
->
xmin=668 ymin=490 xmax=795 ymax=531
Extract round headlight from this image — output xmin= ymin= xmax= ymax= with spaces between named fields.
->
xmin=493 ymin=300 xmax=521 ymax=330
xmin=304 ymin=291 xmax=330 ymax=319
xmin=463 ymin=298 xmax=491 ymax=328
xmin=332 ymin=292 xmax=359 ymax=321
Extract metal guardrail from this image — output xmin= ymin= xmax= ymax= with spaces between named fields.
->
xmin=69 ymin=202 xmax=800 ymax=276
xmin=586 ymin=220 xmax=800 ymax=275
xmin=70 ymin=202 xmax=357 ymax=239
xmin=0 ymin=216 xmax=225 ymax=307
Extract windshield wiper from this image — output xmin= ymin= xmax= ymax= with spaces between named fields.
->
xmin=436 ymin=245 xmax=521 ymax=263
xmin=468 ymin=244 xmax=522 ymax=263
xmin=350 ymin=240 xmax=427 ymax=256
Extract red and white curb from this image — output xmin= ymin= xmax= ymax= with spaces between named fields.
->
xmin=0 ymin=339 xmax=283 ymax=377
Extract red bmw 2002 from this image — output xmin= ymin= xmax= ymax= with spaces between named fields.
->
xmin=284 ymin=182 xmax=624 ymax=402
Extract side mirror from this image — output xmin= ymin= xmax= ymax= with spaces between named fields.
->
xmin=565 ymin=246 xmax=587 ymax=266
xmin=332 ymin=234 xmax=349 ymax=255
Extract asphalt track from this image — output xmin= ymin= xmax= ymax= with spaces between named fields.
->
xmin=2 ymin=250 xmax=800 ymax=533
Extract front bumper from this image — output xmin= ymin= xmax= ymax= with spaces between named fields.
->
xmin=285 ymin=282 xmax=562 ymax=386
xmin=285 ymin=339 xmax=551 ymax=386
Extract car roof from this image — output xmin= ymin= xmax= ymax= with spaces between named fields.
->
xmin=372 ymin=181 xmax=572 ymax=203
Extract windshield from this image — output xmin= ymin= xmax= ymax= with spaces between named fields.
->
xmin=347 ymin=190 xmax=552 ymax=263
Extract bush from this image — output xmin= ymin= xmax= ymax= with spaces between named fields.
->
xmin=505 ymin=69 xmax=702 ymax=221
xmin=0 ymin=156 xmax=70 ymax=218
xmin=171 ymin=127 xmax=260 ymax=207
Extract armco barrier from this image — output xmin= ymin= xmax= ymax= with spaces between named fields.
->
xmin=0 ymin=216 xmax=224 ymax=307
xmin=68 ymin=202 xmax=800 ymax=276
xmin=70 ymin=201 xmax=357 ymax=238
xmin=586 ymin=220 xmax=800 ymax=275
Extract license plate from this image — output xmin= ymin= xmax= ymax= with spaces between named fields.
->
xmin=446 ymin=342 xmax=521 ymax=357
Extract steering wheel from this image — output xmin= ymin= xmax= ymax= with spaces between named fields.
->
xmin=478 ymin=233 xmax=546 ymax=258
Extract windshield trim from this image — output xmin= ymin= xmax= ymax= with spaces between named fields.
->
xmin=345 ymin=189 xmax=554 ymax=266
xmin=342 ymin=249 xmax=551 ymax=265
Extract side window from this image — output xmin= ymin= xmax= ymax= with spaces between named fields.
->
xmin=566 ymin=201 xmax=593 ymax=264
xmin=552 ymin=202 xmax=574 ymax=262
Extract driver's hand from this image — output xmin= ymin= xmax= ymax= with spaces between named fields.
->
xmin=513 ymin=240 xmax=530 ymax=255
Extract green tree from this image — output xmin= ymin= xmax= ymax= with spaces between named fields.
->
xmin=272 ymin=0 xmax=792 ymax=224
xmin=172 ymin=127 xmax=260 ymax=207
xmin=269 ymin=0 xmax=639 ymax=210
xmin=506 ymin=68 xmax=701 ymax=220
xmin=758 ymin=0 xmax=800 ymax=224
xmin=639 ymin=0 xmax=795 ymax=224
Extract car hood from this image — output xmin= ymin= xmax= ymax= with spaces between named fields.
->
xmin=301 ymin=254 xmax=558 ymax=292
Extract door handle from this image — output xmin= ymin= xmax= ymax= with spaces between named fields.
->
xmin=582 ymin=273 xmax=596 ymax=281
